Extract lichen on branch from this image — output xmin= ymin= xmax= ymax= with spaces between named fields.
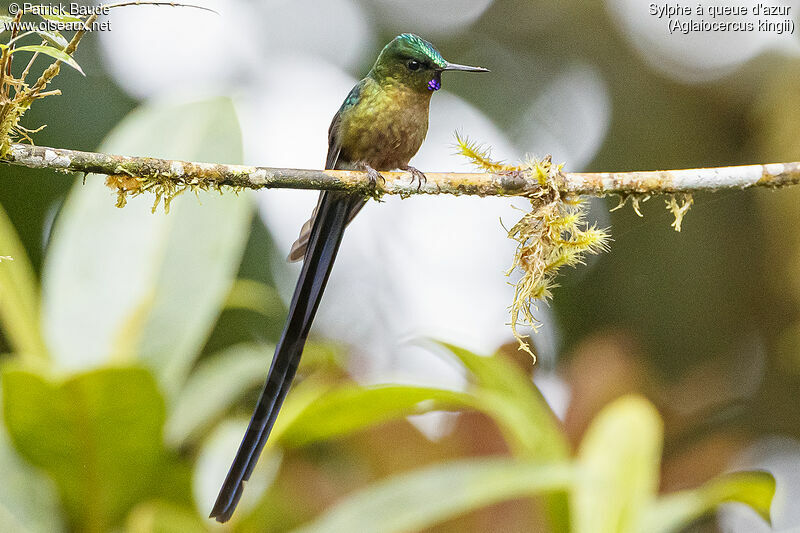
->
xmin=456 ymin=136 xmax=610 ymax=358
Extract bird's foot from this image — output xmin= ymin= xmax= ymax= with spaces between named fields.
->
xmin=401 ymin=165 xmax=427 ymax=191
xmin=361 ymin=163 xmax=385 ymax=190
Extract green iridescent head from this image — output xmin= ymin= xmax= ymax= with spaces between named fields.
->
xmin=370 ymin=33 xmax=489 ymax=93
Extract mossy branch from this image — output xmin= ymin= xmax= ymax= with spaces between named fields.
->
xmin=3 ymin=143 xmax=799 ymax=197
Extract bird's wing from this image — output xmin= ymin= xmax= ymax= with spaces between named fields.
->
xmin=288 ymin=80 xmax=366 ymax=262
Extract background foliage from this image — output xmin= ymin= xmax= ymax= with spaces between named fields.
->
xmin=0 ymin=0 xmax=798 ymax=531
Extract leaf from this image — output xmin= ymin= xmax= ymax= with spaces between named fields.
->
xmin=572 ymin=395 xmax=663 ymax=533
xmin=434 ymin=342 xmax=568 ymax=460
xmin=640 ymin=471 xmax=775 ymax=533
xmin=276 ymin=343 xmax=570 ymax=456
xmin=34 ymin=30 xmax=69 ymax=50
xmin=38 ymin=11 xmax=82 ymax=23
xmin=10 ymin=45 xmax=84 ymax=75
xmin=1 ymin=366 xmax=184 ymax=531
xmin=2 ymin=31 xmax=37 ymax=48
xmin=275 ymin=384 xmax=476 ymax=448
xmin=165 ymin=343 xmax=273 ymax=447
xmin=293 ymin=459 xmax=574 ymax=533
xmin=125 ymin=500 xmax=206 ymax=533
xmin=224 ymin=278 xmax=285 ymax=317
xmin=0 ymin=201 xmax=48 ymax=363
xmin=0 ymin=374 xmax=64 ymax=533
xmin=276 ymin=344 xmax=572 ymax=532
xmin=41 ymin=98 xmax=252 ymax=395
xmin=194 ymin=418 xmax=283 ymax=520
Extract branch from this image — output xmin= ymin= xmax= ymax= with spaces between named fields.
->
xmin=3 ymin=143 xmax=799 ymax=196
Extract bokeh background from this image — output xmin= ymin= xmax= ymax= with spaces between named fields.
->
xmin=1 ymin=0 xmax=799 ymax=531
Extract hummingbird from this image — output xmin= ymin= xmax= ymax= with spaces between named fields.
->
xmin=210 ymin=33 xmax=488 ymax=522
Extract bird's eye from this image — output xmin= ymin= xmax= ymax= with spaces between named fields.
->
xmin=407 ymin=60 xmax=422 ymax=71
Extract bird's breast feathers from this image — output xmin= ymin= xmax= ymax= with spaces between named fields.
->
xmin=338 ymin=78 xmax=431 ymax=171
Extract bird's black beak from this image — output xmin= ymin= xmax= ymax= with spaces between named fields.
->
xmin=442 ymin=62 xmax=490 ymax=73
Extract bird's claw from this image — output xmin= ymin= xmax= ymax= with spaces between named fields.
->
xmin=402 ymin=165 xmax=427 ymax=192
xmin=362 ymin=164 xmax=385 ymax=190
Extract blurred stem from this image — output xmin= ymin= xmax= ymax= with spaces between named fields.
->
xmin=0 ymin=202 xmax=48 ymax=364
xmin=3 ymin=143 xmax=800 ymax=197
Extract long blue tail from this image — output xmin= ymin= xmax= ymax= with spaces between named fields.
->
xmin=210 ymin=191 xmax=359 ymax=522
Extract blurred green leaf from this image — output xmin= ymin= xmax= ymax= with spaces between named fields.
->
xmin=275 ymin=342 xmax=576 ymax=533
xmin=641 ymin=471 xmax=775 ymax=533
xmin=42 ymin=98 xmax=252 ymax=394
xmin=0 ymin=437 xmax=64 ymax=533
xmin=0 ymin=201 xmax=47 ymax=363
xmin=0 ymin=373 xmax=63 ymax=533
xmin=194 ymin=418 xmax=282 ymax=520
xmin=1 ymin=366 xmax=181 ymax=531
xmin=166 ymin=343 xmax=273 ymax=447
xmin=435 ymin=343 xmax=571 ymax=531
xmin=435 ymin=342 xmax=568 ymax=459
xmin=34 ymin=29 xmax=68 ymax=50
xmin=10 ymin=45 xmax=83 ymax=75
xmin=266 ymin=370 xmax=336 ymax=440
xmin=224 ymin=278 xmax=284 ymax=317
xmin=276 ymin=343 xmax=569 ymax=459
xmin=1 ymin=32 xmax=36 ymax=48
xmin=296 ymin=341 xmax=347 ymax=373
xmin=572 ymin=395 xmax=662 ymax=533
xmin=38 ymin=11 xmax=82 ymax=23
xmin=125 ymin=500 xmax=206 ymax=533
xmin=294 ymin=458 xmax=574 ymax=533
xmin=275 ymin=384 xmax=475 ymax=448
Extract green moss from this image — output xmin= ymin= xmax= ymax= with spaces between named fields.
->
xmin=457 ymin=135 xmax=611 ymax=358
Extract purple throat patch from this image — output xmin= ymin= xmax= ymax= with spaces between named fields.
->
xmin=428 ymin=78 xmax=441 ymax=91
